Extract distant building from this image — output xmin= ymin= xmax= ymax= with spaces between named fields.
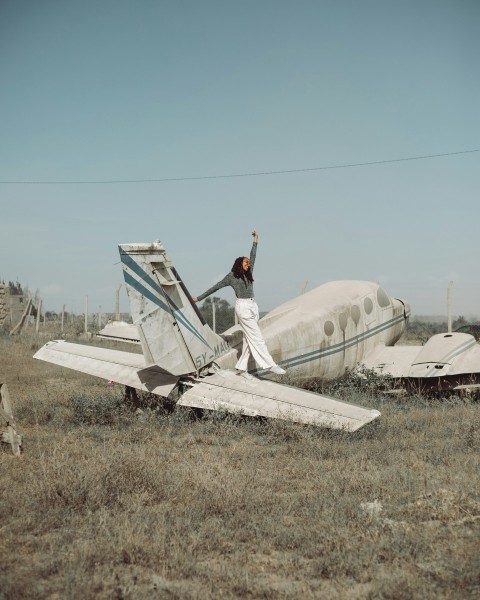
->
xmin=0 ymin=284 xmax=35 ymax=331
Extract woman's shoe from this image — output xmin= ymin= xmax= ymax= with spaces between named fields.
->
xmin=270 ymin=365 xmax=286 ymax=375
xmin=237 ymin=370 xmax=254 ymax=380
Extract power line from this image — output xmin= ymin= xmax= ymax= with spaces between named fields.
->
xmin=0 ymin=148 xmax=478 ymax=185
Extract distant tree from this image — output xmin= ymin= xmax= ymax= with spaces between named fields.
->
xmin=406 ymin=320 xmax=447 ymax=343
xmin=453 ymin=315 xmax=468 ymax=329
xmin=199 ymin=297 xmax=235 ymax=333
xmin=8 ymin=280 xmax=24 ymax=295
xmin=407 ymin=315 xmax=479 ymax=344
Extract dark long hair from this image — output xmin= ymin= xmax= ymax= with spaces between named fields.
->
xmin=231 ymin=256 xmax=254 ymax=283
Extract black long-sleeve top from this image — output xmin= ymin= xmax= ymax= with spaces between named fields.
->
xmin=197 ymin=242 xmax=257 ymax=301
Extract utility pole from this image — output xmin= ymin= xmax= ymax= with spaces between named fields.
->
xmin=115 ymin=284 xmax=122 ymax=321
xmin=447 ymin=281 xmax=453 ymax=333
xmin=84 ymin=295 xmax=88 ymax=334
xmin=61 ymin=304 xmax=65 ymax=332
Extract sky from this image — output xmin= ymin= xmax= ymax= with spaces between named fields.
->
xmin=1 ymin=0 xmax=479 ymax=319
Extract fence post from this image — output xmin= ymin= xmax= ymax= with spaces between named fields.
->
xmin=35 ymin=299 xmax=42 ymax=334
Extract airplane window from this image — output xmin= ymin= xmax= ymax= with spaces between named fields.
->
xmin=377 ymin=287 xmax=391 ymax=308
xmin=351 ymin=305 xmax=360 ymax=324
xmin=364 ymin=297 xmax=373 ymax=314
xmin=339 ymin=312 xmax=348 ymax=331
xmin=324 ymin=321 xmax=334 ymax=336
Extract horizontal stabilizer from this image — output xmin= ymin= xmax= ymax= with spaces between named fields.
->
xmin=34 ymin=341 xmax=179 ymax=396
xmin=97 ymin=322 xmax=140 ymax=344
xmin=178 ymin=370 xmax=380 ymax=432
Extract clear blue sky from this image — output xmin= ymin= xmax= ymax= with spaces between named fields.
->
xmin=1 ymin=0 xmax=479 ymax=318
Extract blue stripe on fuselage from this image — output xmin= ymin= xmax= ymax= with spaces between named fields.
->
xmin=253 ymin=312 xmax=406 ymax=375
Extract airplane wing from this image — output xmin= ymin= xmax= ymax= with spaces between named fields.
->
xmin=34 ymin=344 xmax=380 ymax=431
xmin=360 ymin=344 xmax=422 ymax=377
xmin=178 ymin=369 xmax=380 ymax=432
xmin=361 ymin=333 xmax=480 ymax=382
xmin=34 ymin=341 xmax=179 ymax=396
xmin=97 ymin=322 xmax=140 ymax=344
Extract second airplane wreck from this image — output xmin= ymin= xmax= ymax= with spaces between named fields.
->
xmin=35 ymin=240 xmax=418 ymax=432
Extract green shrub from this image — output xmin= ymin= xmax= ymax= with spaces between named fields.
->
xmin=69 ymin=394 xmax=129 ymax=426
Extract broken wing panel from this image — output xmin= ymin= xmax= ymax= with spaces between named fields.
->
xmin=407 ymin=333 xmax=480 ymax=378
xmin=178 ymin=370 xmax=380 ymax=432
xmin=34 ymin=341 xmax=179 ymax=396
xmin=363 ymin=335 xmax=480 ymax=379
xmin=360 ymin=344 xmax=422 ymax=378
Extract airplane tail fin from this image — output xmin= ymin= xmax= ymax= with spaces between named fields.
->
xmin=119 ymin=241 xmax=230 ymax=376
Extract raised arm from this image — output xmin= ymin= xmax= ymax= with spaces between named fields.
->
xmin=250 ymin=229 xmax=259 ymax=271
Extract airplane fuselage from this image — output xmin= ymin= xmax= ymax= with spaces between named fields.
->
xmin=217 ymin=281 xmax=410 ymax=381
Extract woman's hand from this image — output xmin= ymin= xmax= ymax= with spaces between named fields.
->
xmin=252 ymin=229 xmax=259 ymax=242
xmin=192 ymin=297 xmax=198 ymax=302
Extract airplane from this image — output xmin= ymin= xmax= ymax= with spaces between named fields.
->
xmin=33 ymin=240 xmax=480 ymax=433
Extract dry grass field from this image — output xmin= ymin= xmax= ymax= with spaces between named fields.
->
xmin=1 ymin=331 xmax=479 ymax=599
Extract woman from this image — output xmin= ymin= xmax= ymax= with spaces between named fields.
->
xmin=193 ymin=230 xmax=286 ymax=379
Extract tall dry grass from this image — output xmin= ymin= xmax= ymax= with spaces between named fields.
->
xmin=0 ymin=333 xmax=479 ymax=599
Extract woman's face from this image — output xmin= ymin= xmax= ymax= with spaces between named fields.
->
xmin=242 ymin=258 xmax=251 ymax=271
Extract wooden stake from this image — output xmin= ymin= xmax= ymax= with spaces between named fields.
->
xmin=0 ymin=384 xmax=22 ymax=456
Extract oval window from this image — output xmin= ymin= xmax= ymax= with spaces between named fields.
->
xmin=364 ymin=297 xmax=373 ymax=315
xmin=377 ymin=287 xmax=391 ymax=308
xmin=324 ymin=321 xmax=335 ymax=336
xmin=351 ymin=305 xmax=360 ymax=324
xmin=339 ymin=312 xmax=348 ymax=331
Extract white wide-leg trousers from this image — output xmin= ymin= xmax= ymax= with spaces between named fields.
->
xmin=235 ymin=298 xmax=275 ymax=371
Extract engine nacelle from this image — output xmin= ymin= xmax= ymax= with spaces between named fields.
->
xmin=408 ymin=332 xmax=477 ymax=378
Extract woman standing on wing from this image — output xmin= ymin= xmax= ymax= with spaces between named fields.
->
xmin=193 ymin=230 xmax=286 ymax=380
